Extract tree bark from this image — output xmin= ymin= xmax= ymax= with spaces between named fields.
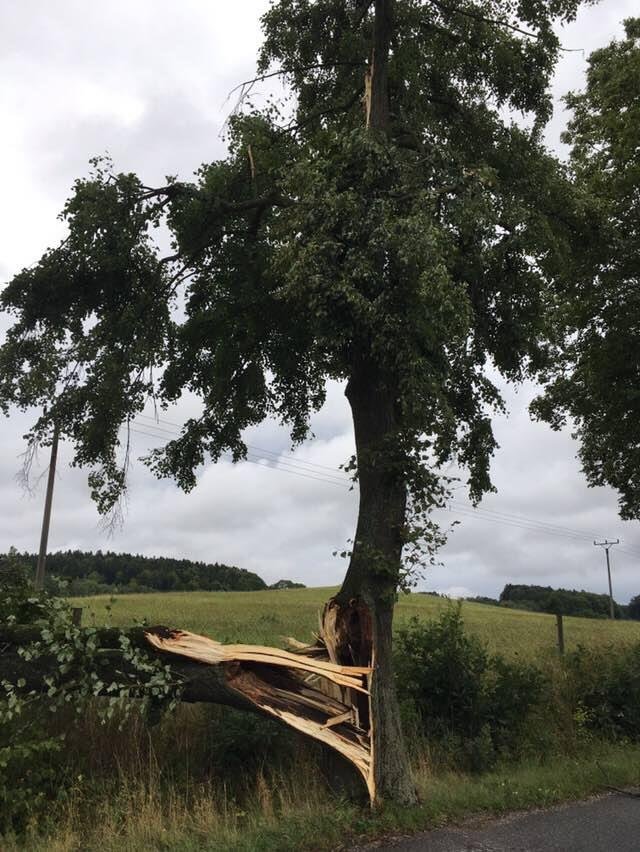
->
xmin=321 ymin=0 xmax=418 ymax=807
xmin=323 ymin=364 xmax=417 ymax=806
xmin=367 ymin=0 xmax=393 ymax=132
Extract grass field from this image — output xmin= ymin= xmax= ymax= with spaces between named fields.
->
xmin=76 ymin=586 xmax=640 ymax=659
xmin=7 ymin=588 xmax=640 ymax=851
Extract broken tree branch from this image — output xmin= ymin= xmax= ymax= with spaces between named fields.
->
xmin=1 ymin=622 xmax=377 ymax=802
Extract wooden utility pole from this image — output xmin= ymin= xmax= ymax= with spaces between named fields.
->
xmin=34 ymin=425 xmax=60 ymax=590
xmin=593 ymin=538 xmax=619 ymax=619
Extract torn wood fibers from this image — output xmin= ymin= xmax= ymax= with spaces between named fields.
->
xmin=145 ymin=598 xmax=376 ymax=802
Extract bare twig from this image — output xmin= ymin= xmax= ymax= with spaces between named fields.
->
xmin=98 ymin=420 xmax=132 ymax=537
xmin=225 ymin=61 xmax=364 ymax=103
xmin=15 ymin=437 xmax=45 ymax=497
xmin=220 ymin=60 xmax=366 ymax=133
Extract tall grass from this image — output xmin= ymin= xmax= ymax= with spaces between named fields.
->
xmin=7 ymin=711 xmax=640 ymax=852
xmin=6 ymin=591 xmax=640 ymax=850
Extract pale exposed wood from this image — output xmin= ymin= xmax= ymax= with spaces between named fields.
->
xmin=146 ymin=631 xmax=371 ymax=676
xmin=324 ymin=710 xmax=353 ymax=728
xmin=283 ymin=636 xmax=310 ymax=651
xmin=4 ymin=614 xmax=378 ymax=802
xmin=144 ymin=626 xmax=376 ymax=802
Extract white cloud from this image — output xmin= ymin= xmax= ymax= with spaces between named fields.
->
xmin=438 ymin=586 xmax=475 ymax=599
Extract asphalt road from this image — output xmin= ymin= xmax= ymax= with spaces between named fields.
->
xmin=354 ymin=790 xmax=640 ymax=851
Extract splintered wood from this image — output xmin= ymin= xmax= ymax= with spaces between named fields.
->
xmin=145 ymin=626 xmax=375 ymax=801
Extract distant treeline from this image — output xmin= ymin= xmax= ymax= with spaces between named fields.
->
xmin=468 ymin=584 xmax=640 ymax=620
xmin=5 ymin=550 xmax=267 ymax=595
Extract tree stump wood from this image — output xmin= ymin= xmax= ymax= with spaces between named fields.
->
xmin=145 ymin=597 xmax=377 ymax=801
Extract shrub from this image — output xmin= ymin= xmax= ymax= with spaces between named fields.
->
xmin=565 ymin=644 xmax=640 ymax=740
xmin=0 ymin=549 xmax=47 ymax=625
xmin=394 ymin=605 xmax=546 ymax=771
xmin=0 ymin=563 xmax=178 ymax=833
xmin=628 ymin=595 xmax=640 ymax=621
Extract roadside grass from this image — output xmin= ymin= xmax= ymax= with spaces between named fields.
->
xmin=77 ymin=586 xmax=640 ymax=660
xmin=7 ymin=740 xmax=640 ymax=852
xmin=6 ymin=590 xmax=640 ymax=851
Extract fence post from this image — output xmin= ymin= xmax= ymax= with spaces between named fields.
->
xmin=71 ymin=607 xmax=82 ymax=626
xmin=556 ymin=613 xmax=565 ymax=656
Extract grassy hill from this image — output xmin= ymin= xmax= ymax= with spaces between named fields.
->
xmin=77 ymin=586 xmax=640 ymax=658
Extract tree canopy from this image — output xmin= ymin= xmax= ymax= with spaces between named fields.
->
xmin=629 ymin=594 xmax=640 ymax=621
xmin=0 ymin=0 xmax=595 ymax=806
xmin=499 ymin=582 xmax=624 ymax=619
xmin=532 ymin=18 xmax=640 ymax=519
xmin=1 ymin=0 xmax=582 ymax=533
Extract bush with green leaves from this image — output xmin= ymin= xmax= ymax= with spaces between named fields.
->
xmin=0 ymin=560 xmax=179 ymax=833
xmin=0 ymin=548 xmax=48 ymax=626
xmin=394 ymin=605 xmax=546 ymax=771
xmin=565 ymin=644 xmax=640 ymax=741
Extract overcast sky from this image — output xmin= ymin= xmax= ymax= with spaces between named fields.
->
xmin=2 ymin=1 xmax=639 ymax=601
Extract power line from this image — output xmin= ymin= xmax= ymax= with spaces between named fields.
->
xmin=128 ymin=426 xmax=350 ymax=489
xmin=447 ymin=495 xmax=638 ymax=553
xmin=449 ymin=505 xmax=597 ymax=544
xmin=135 ymin=413 xmax=345 ymax=475
xmin=130 ymin=424 xmax=349 ymax=486
xmin=132 ymin=416 xmax=640 ymax=551
xmin=452 ymin=501 xmax=596 ymax=542
xmin=124 ymin=420 xmax=639 ymax=557
xmin=131 ymin=418 xmax=350 ymax=485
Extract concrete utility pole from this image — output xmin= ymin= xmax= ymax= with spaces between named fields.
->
xmin=35 ymin=425 xmax=60 ymax=590
xmin=593 ymin=538 xmax=619 ymax=620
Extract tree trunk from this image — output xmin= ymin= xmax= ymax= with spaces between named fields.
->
xmin=321 ymin=364 xmax=417 ymax=806
xmin=316 ymin=0 xmax=418 ymax=806
xmin=4 ymin=2 xmax=416 ymax=809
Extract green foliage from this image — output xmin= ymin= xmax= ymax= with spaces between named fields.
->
xmin=499 ymin=583 xmax=623 ymax=619
xmin=198 ymin=707 xmax=296 ymax=778
xmin=532 ymin=18 xmax=640 ymax=519
xmin=465 ymin=595 xmax=499 ymax=607
xmin=628 ymin=595 xmax=640 ymax=621
xmin=565 ymin=643 xmax=640 ymax=740
xmin=3 ymin=549 xmax=266 ymax=595
xmin=269 ymin=579 xmax=306 ymax=589
xmin=0 ymin=579 xmax=179 ymax=832
xmin=0 ymin=0 xmax=587 ymax=588
xmin=2 ymin=588 xmax=640 ymax=843
xmin=0 ymin=548 xmax=47 ymax=625
xmin=394 ymin=605 xmax=546 ymax=771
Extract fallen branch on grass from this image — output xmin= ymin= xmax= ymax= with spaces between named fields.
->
xmin=1 ymin=611 xmax=377 ymax=802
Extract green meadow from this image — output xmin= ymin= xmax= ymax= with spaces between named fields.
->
xmin=7 ymin=588 xmax=640 ymax=852
xmin=77 ymin=586 xmax=640 ymax=659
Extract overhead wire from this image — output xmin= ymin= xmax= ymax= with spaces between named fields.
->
xmin=450 ymin=500 xmax=598 ymax=543
xmin=124 ymin=417 xmax=639 ymax=558
xmin=130 ymin=422 xmax=349 ymax=486
xmin=135 ymin=413 xmax=346 ymax=475
xmin=128 ymin=425 xmax=351 ymax=489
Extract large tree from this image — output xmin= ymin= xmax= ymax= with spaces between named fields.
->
xmin=0 ymin=0 xmax=584 ymax=803
xmin=532 ymin=18 xmax=640 ymax=520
